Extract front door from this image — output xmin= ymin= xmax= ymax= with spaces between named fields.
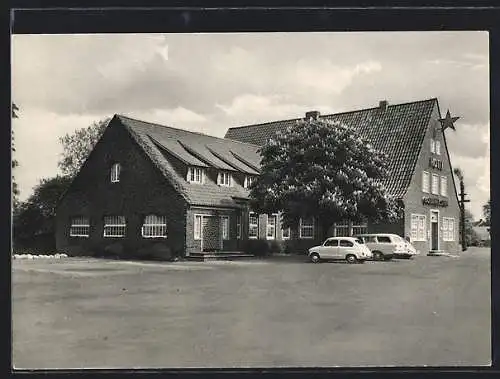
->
xmin=319 ymin=239 xmax=338 ymax=259
xmin=202 ymin=216 xmax=220 ymax=252
xmin=430 ymin=211 xmax=439 ymax=251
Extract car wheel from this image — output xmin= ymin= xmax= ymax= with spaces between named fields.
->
xmin=373 ymin=251 xmax=383 ymax=261
xmin=310 ymin=253 xmax=321 ymax=263
xmin=346 ymin=254 xmax=358 ymax=264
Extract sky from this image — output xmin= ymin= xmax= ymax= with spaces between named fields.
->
xmin=11 ymin=32 xmax=489 ymax=219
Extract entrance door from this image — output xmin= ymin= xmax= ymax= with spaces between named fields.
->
xmin=202 ymin=216 xmax=220 ymax=252
xmin=430 ymin=211 xmax=439 ymax=251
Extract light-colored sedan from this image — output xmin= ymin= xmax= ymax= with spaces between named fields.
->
xmin=308 ymin=237 xmax=373 ymax=264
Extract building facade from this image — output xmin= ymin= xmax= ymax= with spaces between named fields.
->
xmin=56 ymin=98 xmax=461 ymax=259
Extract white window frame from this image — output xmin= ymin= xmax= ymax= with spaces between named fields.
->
xmin=411 ymin=214 xmax=427 ymax=242
xmin=69 ymin=216 xmax=90 ymax=237
xmin=221 ymin=216 xmax=230 ymax=240
xmin=103 ymin=215 xmax=126 ymax=238
xmin=266 ymin=214 xmax=277 ymax=240
xmin=244 ymin=175 xmax=255 ymax=189
xmin=430 ymin=139 xmax=436 ymax=154
xmin=431 ymin=173 xmax=439 ymax=195
xmin=236 ymin=214 xmax=242 ymax=239
xmin=249 ymin=212 xmax=259 ymax=239
xmin=187 ymin=167 xmax=204 ymax=184
xmin=194 ymin=215 xmax=202 ymax=240
xmin=442 ymin=217 xmax=455 ymax=241
xmin=299 ymin=217 xmax=315 ymax=239
xmin=440 ymin=176 xmax=448 ymax=197
xmin=351 ymin=221 xmax=368 ymax=236
xmin=141 ymin=215 xmax=167 ymax=238
xmin=218 ymin=171 xmax=232 ymax=187
xmin=111 ymin=163 xmax=120 ymax=183
xmin=334 ymin=220 xmax=350 ymax=237
xmin=435 ymin=140 xmax=441 ymax=155
xmin=422 ymin=171 xmax=430 ymax=193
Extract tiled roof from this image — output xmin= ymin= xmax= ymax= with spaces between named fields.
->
xmin=224 ymin=99 xmax=438 ymax=198
xmin=116 ymin=115 xmax=261 ymax=207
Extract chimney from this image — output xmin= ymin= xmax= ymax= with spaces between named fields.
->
xmin=305 ymin=110 xmax=321 ymax=120
xmin=379 ymin=100 xmax=389 ymax=111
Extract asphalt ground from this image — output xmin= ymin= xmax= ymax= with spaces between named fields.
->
xmin=12 ymin=248 xmax=491 ymax=368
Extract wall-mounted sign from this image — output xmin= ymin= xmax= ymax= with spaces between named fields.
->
xmin=429 ymin=157 xmax=443 ymax=171
xmin=422 ymin=197 xmax=448 ymax=207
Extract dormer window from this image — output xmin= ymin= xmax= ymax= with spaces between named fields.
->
xmin=244 ymin=175 xmax=256 ymax=189
xmin=218 ymin=171 xmax=232 ymax=187
xmin=111 ymin=163 xmax=120 ymax=183
xmin=187 ymin=167 xmax=204 ymax=184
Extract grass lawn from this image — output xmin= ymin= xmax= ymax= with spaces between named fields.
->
xmin=12 ymin=248 xmax=491 ymax=368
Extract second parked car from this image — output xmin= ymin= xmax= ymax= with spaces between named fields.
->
xmin=308 ymin=237 xmax=373 ymax=264
xmin=354 ymin=233 xmax=419 ymax=260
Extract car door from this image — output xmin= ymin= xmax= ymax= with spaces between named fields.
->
xmin=339 ymin=239 xmax=356 ymax=258
xmin=320 ymin=238 xmax=339 ymax=259
xmin=375 ymin=236 xmax=393 ymax=254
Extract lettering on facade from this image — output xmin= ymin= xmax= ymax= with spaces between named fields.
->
xmin=422 ymin=197 xmax=448 ymax=207
xmin=429 ymin=157 xmax=443 ymax=170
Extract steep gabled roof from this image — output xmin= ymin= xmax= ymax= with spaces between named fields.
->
xmin=225 ymin=99 xmax=438 ymax=198
xmin=116 ymin=114 xmax=261 ymax=207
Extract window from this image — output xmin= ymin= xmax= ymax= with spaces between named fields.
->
xmin=194 ymin=215 xmax=202 ymax=240
xmin=70 ymin=216 xmax=90 ymax=237
xmin=352 ymin=222 xmax=368 ymax=235
xmin=435 ymin=140 xmax=441 ymax=155
xmin=440 ymin=176 xmax=448 ymax=197
xmin=111 ymin=163 xmax=120 ymax=183
xmin=411 ymin=214 xmax=426 ymax=241
xmin=376 ymin=236 xmax=392 ymax=243
xmin=282 ymin=227 xmax=290 ymax=239
xmin=364 ymin=236 xmax=377 ymax=243
xmin=339 ymin=239 xmax=354 ymax=247
xmin=141 ymin=215 xmax=167 ymax=238
xmin=431 ymin=174 xmax=439 ymax=195
xmin=335 ymin=220 xmax=350 ymax=237
xmin=324 ymin=239 xmax=338 ymax=247
xmin=249 ymin=213 xmax=259 ymax=239
xmin=103 ymin=215 xmax=126 ymax=237
xmin=299 ymin=218 xmax=314 ymax=239
xmin=266 ymin=214 xmax=277 ymax=240
xmin=422 ymin=171 xmax=430 ymax=193
xmin=236 ymin=214 xmax=242 ymax=239
xmin=443 ymin=217 xmax=455 ymax=241
xmin=244 ymin=175 xmax=256 ymax=189
xmin=187 ymin=167 xmax=204 ymax=184
xmin=221 ymin=216 xmax=230 ymax=240
xmin=218 ymin=171 xmax=232 ymax=186
xmin=430 ymin=139 xmax=436 ymax=154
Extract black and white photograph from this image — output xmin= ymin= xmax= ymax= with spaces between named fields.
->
xmin=11 ymin=31 xmax=490 ymax=368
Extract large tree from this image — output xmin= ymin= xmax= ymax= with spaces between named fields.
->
xmin=249 ymin=118 xmax=402 ymax=239
xmin=12 ymin=103 xmax=20 ymax=210
xmin=58 ymin=118 xmax=110 ymax=177
xmin=13 ymin=176 xmax=72 ymax=246
xmin=482 ymin=199 xmax=491 ymax=226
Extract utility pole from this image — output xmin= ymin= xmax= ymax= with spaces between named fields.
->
xmin=458 ymin=179 xmax=470 ymax=252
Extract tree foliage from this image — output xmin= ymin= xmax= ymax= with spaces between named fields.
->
xmin=58 ymin=118 xmax=110 ymax=177
xmin=249 ymin=118 xmax=403 ymax=238
xmin=482 ymin=199 xmax=491 ymax=226
xmin=13 ymin=176 xmax=72 ymax=244
xmin=12 ymin=103 xmax=20 ymax=209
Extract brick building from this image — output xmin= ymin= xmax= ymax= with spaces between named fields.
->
xmin=56 ymin=98 xmax=461 ymax=258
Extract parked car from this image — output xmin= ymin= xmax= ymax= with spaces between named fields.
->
xmin=308 ymin=237 xmax=372 ymax=264
xmin=354 ymin=233 xmax=419 ymax=260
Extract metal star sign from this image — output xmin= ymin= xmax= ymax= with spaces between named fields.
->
xmin=439 ymin=110 xmax=460 ymax=132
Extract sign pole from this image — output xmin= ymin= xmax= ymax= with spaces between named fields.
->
xmin=459 ymin=180 xmax=470 ymax=252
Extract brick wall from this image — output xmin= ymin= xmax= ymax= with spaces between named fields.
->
xmin=403 ymin=104 xmax=461 ymax=254
xmin=56 ymin=118 xmax=187 ymax=259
